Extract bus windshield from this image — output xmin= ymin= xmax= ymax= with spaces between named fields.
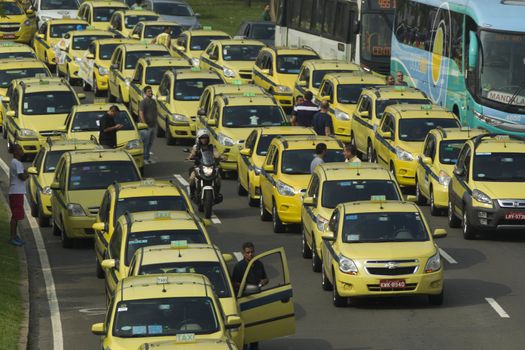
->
xmin=360 ymin=12 xmax=393 ymax=73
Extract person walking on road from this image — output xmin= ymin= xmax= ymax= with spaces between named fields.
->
xmin=291 ymin=91 xmax=319 ymax=127
xmin=99 ymin=105 xmax=122 ymax=149
xmin=343 ymin=143 xmax=361 ymax=163
xmin=139 ymin=86 xmax=157 ymax=164
xmin=8 ymin=144 xmax=28 ymax=247
xmin=310 ymin=142 xmax=326 ymax=173
xmin=312 ymin=100 xmax=333 ymax=136
xmin=260 ymin=3 xmax=272 ymax=21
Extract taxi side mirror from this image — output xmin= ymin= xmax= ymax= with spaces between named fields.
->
xmin=222 ymin=253 xmax=233 ymax=263
xmin=92 ymin=222 xmax=107 ymax=232
xmin=50 ymin=181 xmax=61 ymax=190
xmin=243 ymin=284 xmax=261 ymax=296
xmin=137 ymin=122 xmax=148 ymax=130
xmin=101 ymin=259 xmax=116 ymax=270
xmin=379 ymin=130 xmax=391 ymax=140
xmin=320 ymin=95 xmax=331 ymax=102
xmin=453 ymin=167 xmax=465 ymax=177
xmin=110 ymin=63 xmax=119 ymax=70
xmin=36 ymin=33 xmax=44 ymax=39
xmin=303 ymin=196 xmax=315 ymax=206
xmin=26 ymin=9 xmax=34 ymax=15
xmin=421 ymin=156 xmax=432 ymax=165
xmin=77 ymin=93 xmax=86 ymax=100
xmin=157 ymin=95 xmax=167 ymax=102
xmin=91 ymin=323 xmax=106 ymax=336
xmin=260 ymin=68 xmax=270 ymax=75
xmin=86 ymin=53 xmax=94 ymax=60
xmin=27 ymin=166 xmax=38 ymax=175
xmin=176 ymin=45 xmax=186 ymax=52
xmin=263 ymin=164 xmax=274 ymax=173
xmin=225 ymin=315 xmax=242 ymax=330
xmin=240 ymin=148 xmax=251 ymax=156
xmin=6 ymin=110 xmax=15 ymax=118
xmin=321 ymin=231 xmax=335 ymax=241
xmin=131 ymin=34 xmax=139 ymax=39
xmin=207 ymin=119 xmax=217 ymax=126
xmin=405 ymin=195 xmax=417 ymax=202
xmin=433 ymin=228 xmax=447 ymax=238
xmin=297 ymin=80 xmax=307 ymax=87
xmin=2 ymin=96 xmax=10 ymax=103
xmin=359 ymin=111 xmax=369 ymax=119
xmin=197 ymin=108 xmax=206 ymax=116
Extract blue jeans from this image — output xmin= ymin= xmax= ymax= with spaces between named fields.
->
xmin=140 ymin=127 xmax=155 ymax=160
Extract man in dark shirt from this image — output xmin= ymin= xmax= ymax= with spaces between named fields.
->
xmin=291 ymin=91 xmax=319 ymax=127
xmin=99 ymin=105 xmax=122 ymax=148
xmin=312 ymin=100 xmax=333 ymax=136
xmin=139 ymin=86 xmax=157 ymax=163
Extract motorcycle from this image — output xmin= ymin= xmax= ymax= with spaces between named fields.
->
xmin=191 ymin=148 xmax=223 ymax=218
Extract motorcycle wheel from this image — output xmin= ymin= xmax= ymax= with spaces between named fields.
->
xmin=203 ymin=190 xmax=213 ymax=219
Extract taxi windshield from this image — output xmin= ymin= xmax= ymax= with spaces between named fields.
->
xmin=277 ymin=55 xmax=318 ymax=74
xmin=44 ymin=151 xmax=67 ymax=172
xmin=72 ymin=35 xmax=113 ymax=50
xmin=439 ymin=140 xmax=465 ymax=165
xmin=113 ymin=297 xmax=219 ymax=337
xmin=68 ymin=161 xmax=140 ymax=190
xmin=312 ymin=70 xmax=355 ymax=88
xmin=0 ymin=2 xmax=23 ymax=15
xmin=222 ymin=45 xmax=262 ymax=61
xmin=125 ymin=50 xmax=168 ymax=69
xmin=139 ymin=262 xmax=231 ymax=298
xmin=154 ymin=2 xmax=192 ymax=16
xmin=256 ymin=134 xmax=309 ymax=155
xmin=0 ymin=51 xmax=35 ymax=59
xmin=125 ymin=15 xmax=159 ymax=29
xmin=99 ymin=43 xmax=119 ymax=59
xmin=143 ymin=25 xmax=182 ymax=39
xmin=145 ymin=66 xmax=189 ymax=85
xmin=173 ymin=78 xmax=222 ymax=101
xmin=70 ymin=111 xmax=133 ymax=132
xmin=126 ymin=230 xmax=207 ymax=264
xmin=399 ymin=119 xmax=459 ymax=142
xmin=50 ymin=24 xmax=87 ymax=38
xmin=473 ymin=152 xmax=525 ymax=181
xmin=281 ymin=149 xmax=344 ymax=174
xmin=0 ymin=68 xmax=49 ymax=88
xmin=22 ymin=91 xmax=77 ymax=115
xmin=114 ymin=196 xmax=188 ymax=223
xmin=337 ymin=84 xmax=378 ymax=104
xmin=343 ymin=212 xmax=429 ymax=243
xmin=41 ymin=0 xmax=78 ymax=10
xmin=189 ymin=35 xmax=229 ymax=51
xmin=322 ymin=180 xmax=401 ymax=209
xmin=375 ymin=98 xmax=429 ymax=118
xmin=94 ymin=7 xmax=122 ymax=22
xmin=221 ymin=106 xmax=286 ymax=128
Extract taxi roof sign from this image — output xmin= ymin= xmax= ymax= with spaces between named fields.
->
xmin=176 ymin=333 xmax=196 ymax=343
xmin=86 ymin=25 xmax=96 ymax=30
xmin=190 ymin=67 xmax=201 ymax=72
xmin=231 ymin=79 xmax=243 ymax=85
xmin=156 ymin=276 xmax=168 ymax=284
xmin=370 ymin=195 xmax=386 ymax=202
xmin=34 ymin=73 xmax=47 ymax=79
xmin=140 ymin=178 xmax=155 ymax=186
xmin=202 ymin=26 xmax=212 ymax=30
xmin=243 ymin=92 xmax=256 ymax=97
xmin=170 ymin=240 xmax=188 ymax=249
xmin=420 ymin=105 xmax=433 ymax=110
xmin=348 ymin=161 xmax=361 ymax=167
xmin=154 ymin=211 xmax=171 ymax=220
xmin=0 ymin=42 xmax=14 ymax=47
xmin=394 ymin=86 xmax=406 ymax=91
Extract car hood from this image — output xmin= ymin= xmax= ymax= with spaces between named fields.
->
xmin=339 ymin=241 xmax=437 ymax=261
xmin=278 ymin=173 xmax=311 ymax=192
xmin=473 ymin=181 xmax=525 ymax=200
xmin=172 ymin=100 xmax=199 ymax=118
xmin=275 ymin=73 xmax=298 ymax=90
xmin=224 ymin=61 xmax=256 ymax=72
xmin=40 ymin=173 xmax=55 ymax=188
xmin=21 ymin=114 xmax=68 ymax=133
xmin=67 ymin=189 xmax=105 ymax=212
xmin=105 ymin=333 xmax=227 ymax=350
xmin=219 ymin=127 xmax=253 ymax=144
xmin=397 ymin=140 xmax=424 ymax=156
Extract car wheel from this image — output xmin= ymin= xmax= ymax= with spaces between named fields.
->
xmin=462 ymin=209 xmax=476 ymax=240
xmin=29 ymin=195 xmax=38 ymax=217
xmin=166 ymin=121 xmax=176 ymax=145
xmin=108 ymin=88 xmax=116 ymax=102
xmin=96 ymin=258 xmax=104 ymax=279
xmin=272 ymin=202 xmax=286 ymax=233
xmin=83 ymin=77 xmax=91 ymax=91
xmin=448 ymin=200 xmax=461 ymax=228
xmin=428 ymin=290 xmax=444 ymax=306
xmin=301 ymin=225 xmax=312 ymax=259
xmin=332 ymin=270 xmax=347 ymax=307
xmin=429 ymin=189 xmax=441 ymax=216
xmin=156 ymin=122 xmax=165 ymax=137
xmin=237 ymin=182 xmax=247 ymax=196
xmin=321 ymin=265 xmax=333 ymax=291
xmin=367 ymin=141 xmax=375 ymax=163
xmin=259 ymin=195 xmax=271 ymax=221
xmin=311 ymin=240 xmax=322 ymax=272
xmin=247 ymin=180 xmax=258 ymax=207
xmin=37 ymin=204 xmax=50 ymax=227
xmin=60 ymin=218 xmax=73 ymax=248
xmin=2 ymin=124 xmax=7 ymax=139
xmin=415 ymin=178 xmax=427 ymax=205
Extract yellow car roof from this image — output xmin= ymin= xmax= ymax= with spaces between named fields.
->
xmin=119 ymin=9 xmax=158 ymax=16
xmin=316 ymin=162 xmax=395 ymax=181
xmin=341 ymin=200 xmax=420 ymax=214
xmin=0 ymin=42 xmax=34 ymax=52
xmin=71 ymin=102 xmax=126 ymax=113
xmin=173 ymin=69 xmax=221 ymax=80
xmin=47 ymin=19 xmax=89 ymax=25
xmin=123 ymin=210 xmax=200 ymax=232
xmin=93 ymin=38 xmax=136 ymax=46
xmin=140 ymin=20 xmax=182 ymax=27
xmin=302 ymin=59 xmax=360 ymax=71
xmin=68 ymin=29 xmax=115 ymax=37
xmin=139 ymin=56 xmax=191 ymax=68
xmin=185 ymin=29 xmax=230 ymax=37
xmin=275 ymin=135 xmax=342 ymax=150
xmin=386 ymin=104 xmax=457 ymax=120
xmin=324 ymin=71 xmax=385 ymax=85
xmin=89 ymin=1 xmax=128 ymax=8
xmin=473 ymin=134 xmax=525 ymax=153
xmin=365 ymin=85 xmax=428 ymax=100
xmin=111 ymin=179 xmax=184 ymax=199
xmin=67 ymin=149 xmax=133 ymax=163
xmin=212 ymin=39 xmax=265 ymax=46
xmin=430 ymin=127 xmax=487 ymax=141
xmin=14 ymin=77 xmax=72 ymax=92
xmin=218 ymin=94 xmax=276 ymax=106
xmin=204 ymin=83 xmax=265 ymax=96
xmin=0 ymin=58 xmax=48 ymax=69
xmin=259 ymin=126 xmax=316 ymax=136
xmin=137 ymin=243 xmax=222 ymax=266
xmin=44 ymin=139 xmax=101 ymax=152
xmin=272 ymin=46 xmax=318 ymax=56
xmin=118 ymin=43 xmax=168 ymax=52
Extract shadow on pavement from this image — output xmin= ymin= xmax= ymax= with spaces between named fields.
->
xmin=263 ymin=338 xmax=371 ymax=350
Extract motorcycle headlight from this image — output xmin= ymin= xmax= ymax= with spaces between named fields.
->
xmin=438 ymin=170 xmax=451 ymax=186
xmin=338 ymin=255 xmax=358 ymax=275
xmin=472 ymin=189 xmax=492 ymax=204
xmin=202 ymin=165 xmax=213 ymax=176
xmin=19 ymin=128 xmax=37 ymax=137
xmin=275 ymin=85 xmax=292 ymax=93
xmin=172 ymin=114 xmax=189 ymax=123
xmin=276 ymin=180 xmax=295 ymax=196
xmin=316 ymin=214 xmax=329 ymax=232
xmin=334 ymin=108 xmax=350 ymax=121
xmin=253 ymin=166 xmax=262 ymax=175
xmin=42 ymin=186 xmax=52 ymax=195
xmin=124 ymin=78 xmax=130 ymax=86
xmin=218 ymin=133 xmax=234 ymax=147
xmin=74 ymin=57 xmax=82 ymax=63
xmin=125 ymin=139 xmax=141 ymax=150
xmin=223 ymin=67 xmax=236 ymax=78
xmin=67 ymin=203 xmax=86 ymax=217
xmin=98 ymin=66 xmax=109 ymax=75
xmin=395 ymin=146 xmax=414 ymax=161
xmin=191 ymin=58 xmax=200 ymax=66
xmin=425 ymin=252 xmax=441 ymax=273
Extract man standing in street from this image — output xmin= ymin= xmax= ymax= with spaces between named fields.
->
xmin=139 ymin=86 xmax=157 ymax=164
xmin=343 ymin=143 xmax=361 ymax=163
xmin=8 ymin=144 xmax=27 ymax=247
xmin=312 ymin=100 xmax=333 ymax=136
xmin=99 ymin=105 xmax=122 ymax=149
xmin=310 ymin=142 xmax=326 ymax=173
xmin=291 ymin=91 xmax=319 ymax=127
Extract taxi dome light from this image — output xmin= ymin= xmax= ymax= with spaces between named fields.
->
xmin=190 ymin=67 xmax=201 ymax=72
xmin=170 ymin=240 xmax=188 ymax=249
xmin=86 ymin=25 xmax=96 ymax=30
xmin=34 ymin=73 xmax=47 ymax=79
xmin=140 ymin=178 xmax=155 ymax=186
xmin=202 ymin=26 xmax=212 ymax=30
xmin=156 ymin=276 xmax=168 ymax=284
xmin=154 ymin=211 xmax=171 ymax=220
xmin=243 ymin=92 xmax=256 ymax=97
xmin=232 ymin=79 xmax=243 ymax=85
xmin=394 ymin=86 xmax=406 ymax=91
xmin=420 ymin=105 xmax=433 ymax=110
xmin=176 ymin=333 xmax=196 ymax=343
xmin=370 ymin=195 xmax=386 ymax=202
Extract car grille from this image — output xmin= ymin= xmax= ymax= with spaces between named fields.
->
xmin=366 ymin=267 xmax=417 ymax=276
xmin=498 ymin=199 xmax=525 ymax=208
xmin=40 ymin=130 xmax=63 ymax=137
xmin=239 ymin=70 xmax=252 ymax=80
xmin=0 ymin=24 xmax=20 ymax=33
xmin=367 ymin=283 xmax=418 ymax=292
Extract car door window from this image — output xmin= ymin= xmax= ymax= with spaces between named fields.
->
xmin=265 ymin=145 xmax=276 ymax=166
xmin=307 ymin=174 xmax=320 ymax=199
xmin=211 ymin=45 xmax=219 ymax=60
xmin=132 ymin=24 xmax=141 ymax=36
xmin=266 ymin=53 xmax=273 ymax=73
xmin=272 ymin=150 xmax=279 ymax=171
xmin=99 ymin=192 xmax=111 ymax=223
xmin=210 ymin=102 xmax=220 ymax=120
xmin=158 ymin=76 xmax=169 ymax=96
xmin=463 ymin=147 xmax=471 ymax=179
xmin=423 ymin=135 xmax=436 ymax=160
xmin=245 ymin=131 xmax=257 ymax=150
xmin=329 ymin=209 xmax=339 ymax=236
xmin=133 ymin=64 xmax=143 ymax=83
xmin=298 ymin=67 xmax=309 ymax=82
xmin=358 ymin=95 xmax=370 ymax=114
xmin=109 ymin=224 xmax=123 ymax=260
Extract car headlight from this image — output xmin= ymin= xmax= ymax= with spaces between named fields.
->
xmin=124 ymin=78 xmax=130 ymax=86
xmin=395 ymin=146 xmax=414 ymax=161
xmin=74 ymin=57 xmax=82 ymax=63
xmin=316 ymin=214 xmax=329 ymax=231
xmin=191 ymin=58 xmax=200 ymax=66
xmin=202 ymin=165 xmax=213 ymax=176
xmin=276 ymin=180 xmax=295 ymax=196
xmin=98 ymin=66 xmax=109 ymax=75
xmin=23 ymin=19 xmax=31 ymax=26
xmin=438 ymin=170 xmax=451 ymax=186
xmin=19 ymin=128 xmax=37 ymax=137
xmin=67 ymin=203 xmax=86 ymax=217
xmin=473 ymin=110 xmax=504 ymax=127
xmin=425 ymin=252 xmax=441 ymax=273
xmin=275 ymin=85 xmax=292 ymax=93
xmin=171 ymin=114 xmax=189 ymax=123
xmin=472 ymin=189 xmax=492 ymax=204
xmin=338 ymin=255 xmax=358 ymax=275
xmin=125 ymin=139 xmax=141 ymax=150
xmin=253 ymin=166 xmax=262 ymax=175
xmin=42 ymin=186 xmax=52 ymax=195
xmin=334 ymin=108 xmax=350 ymax=121
xmin=218 ymin=133 xmax=234 ymax=147
xmin=223 ymin=67 xmax=236 ymax=78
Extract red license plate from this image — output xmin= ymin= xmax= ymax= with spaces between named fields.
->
xmin=505 ymin=212 xmax=525 ymax=220
xmin=380 ymin=280 xmax=406 ymax=289
xmin=2 ymin=34 xmax=15 ymax=39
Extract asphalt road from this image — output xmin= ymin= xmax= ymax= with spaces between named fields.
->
xmin=2 ymin=88 xmax=525 ymax=350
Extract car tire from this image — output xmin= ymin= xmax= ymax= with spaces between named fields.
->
xmin=237 ymin=182 xmax=247 ymax=196
xmin=301 ymin=225 xmax=312 ymax=259
xmin=462 ymin=209 xmax=476 ymax=240
xmin=367 ymin=141 xmax=376 ymax=163
xmin=321 ymin=265 xmax=333 ymax=291
xmin=332 ymin=270 xmax=347 ymax=307
xmin=448 ymin=200 xmax=461 ymax=228
xmin=37 ymin=204 xmax=50 ymax=227
xmin=108 ymin=88 xmax=116 ymax=102
xmin=83 ymin=78 xmax=91 ymax=91
xmin=429 ymin=189 xmax=441 ymax=216
xmin=52 ymin=219 xmax=61 ymax=236
xmin=29 ymin=195 xmax=38 ymax=217
xmin=428 ymin=290 xmax=444 ymax=306
xmin=311 ymin=240 xmax=322 ymax=272
xmin=2 ymin=124 xmax=7 ymax=139
xmin=272 ymin=201 xmax=286 ymax=233
xmin=156 ymin=123 xmax=165 ymax=137
xmin=96 ymin=259 xmax=104 ymax=279
xmin=247 ymin=180 xmax=258 ymax=207
xmin=93 ymin=76 xmax=104 ymax=97
xmin=259 ymin=195 xmax=271 ymax=221
xmin=415 ymin=178 xmax=427 ymax=205
xmin=166 ymin=121 xmax=176 ymax=145
xmin=60 ymin=220 xmax=73 ymax=248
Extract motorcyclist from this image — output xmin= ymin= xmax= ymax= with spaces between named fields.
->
xmin=187 ymin=129 xmax=223 ymax=199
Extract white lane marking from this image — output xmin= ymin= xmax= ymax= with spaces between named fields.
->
xmin=485 ymin=298 xmax=510 ymax=318
xmin=233 ymin=252 xmax=243 ymax=262
xmin=173 ymin=174 xmax=189 ymax=194
xmin=211 ymin=215 xmax=221 ymax=224
xmin=78 ymin=308 xmax=106 ymax=316
xmin=439 ymin=248 xmax=457 ymax=264
xmin=0 ymin=159 xmax=64 ymax=350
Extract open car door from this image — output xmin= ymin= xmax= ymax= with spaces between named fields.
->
xmin=236 ymin=247 xmax=295 ymax=344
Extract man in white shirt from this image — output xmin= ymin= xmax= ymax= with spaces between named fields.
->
xmin=8 ymin=144 xmax=28 ymax=246
xmin=310 ymin=143 xmax=327 ymax=173
xmin=344 ymin=143 xmax=361 ymax=163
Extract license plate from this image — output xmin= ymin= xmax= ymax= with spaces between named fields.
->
xmin=380 ymin=280 xmax=405 ymax=289
xmin=2 ymin=34 xmax=15 ymax=39
xmin=505 ymin=212 xmax=525 ymax=220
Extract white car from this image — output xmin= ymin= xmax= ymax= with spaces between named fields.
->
xmin=32 ymin=0 xmax=80 ymax=27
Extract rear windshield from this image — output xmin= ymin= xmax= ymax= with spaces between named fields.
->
xmin=399 ymin=119 xmax=460 ymax=141
xmin=125 ymin=50 xmax=168 ymax=69
xmin=144 ymin=25 xmax=182 ymax=39
xmin=322 ymin=180 xmax=401 ymax=208
xmin=70 ymin=111 xmax=134 ymax=132
xmin=114 ymin=196 xmax=188 ymax=223
xmin=281 ymin=149 xmax=344 ymax=174
xmin=68 ymin=161 xmax=140 ymax=190
xmin=0 ymin=68 xmax=49 ymax=88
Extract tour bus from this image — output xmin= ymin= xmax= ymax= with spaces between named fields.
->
xmin=274 ymin=0 xmax=396 ymax=74
xmin=391 ymin=0 xmax=525 ymax=136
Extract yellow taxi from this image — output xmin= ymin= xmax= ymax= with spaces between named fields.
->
xmin=415 ymin=127 xmax=486 ymax=216
xmin=3 ymin=77 xmax=84 ymax=157
xmin=259 ymin=135 xmax=344 ymax=233
xmin=253 ymin=46 xmax=319 ymax=113
xmin=0 ymin=0 xmax=36 ymax=43
xmin=156 ymin=68 xmax=222 ymax=144
xmin=129 ymin=20 xmax=183 ymax=41
xmin=62 ymin=103 xmax=146 ymax=170
xmin=56 ymin=29 xmax=115 ymax=83
xmin=82 ymin=38 xmax=137 ymax=96
xmin=238 ymin=126 xmax=316 ymax=207
xmin=302 ymin=162 xmax=403 ymax=272
xmin=100 ymin=210 xmax=211 ymax=295
xmin=108 ymin=42 xmax=169 ymax=104
xmin=50 ymin=149 xmax=142 ymax=248
xmin=350 ymin=86 xmax=430 ymax=161
xmin=448 ymin=134 xmax=525 ymax=239
xmin=92 ymin=179 xmax=192 ymax=278
xmin=197 ymin=93 xmax=288 ymax=173
xmin=27 ymin=139 xmax=100 ymax=227
xmin=0 ymin=42 xmax=37 ymax=59
xmin=128 ymin=56 xmax=191 ymax=117
xmin=320 ymin=199 xmax=446 ymax=307
xmin=108 ymin=9 xmax=159 ymax=38
xmin=77 ymin=0 xmax=129 ymax=31
xmin=316 ymin=71 xmax=385 ymax=142
xmin=33 ymin=18 xmax=88 ymax=68
xmin=293 ymin=60 xmax=361 ymax=102
xmin=199 ymin=39 xmax=264 ymax=84
xmin=172 ymin=28 xmax=230 ymax=66
xmin=92 ymin=274 xmax=240 ymax=349
xmin=374 ymin=104 xmax=460 ymax=186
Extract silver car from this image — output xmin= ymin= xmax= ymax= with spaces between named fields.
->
xmin=133 ymin=0 xmax=200 ymax=30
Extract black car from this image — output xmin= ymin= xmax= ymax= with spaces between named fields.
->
xmin=234 ymin=21 xmax=275 ymax=46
